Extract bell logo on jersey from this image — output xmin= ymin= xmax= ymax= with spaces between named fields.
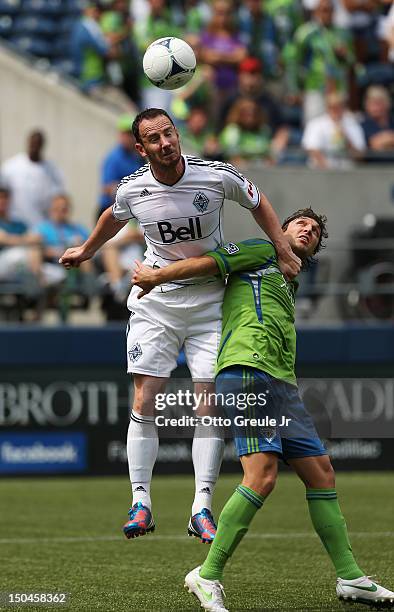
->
xmin=157 ymin=217 xmax=203 ymax=243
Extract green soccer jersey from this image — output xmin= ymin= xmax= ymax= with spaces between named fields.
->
xmin=207 ymin=239 xmax=298 ymax=385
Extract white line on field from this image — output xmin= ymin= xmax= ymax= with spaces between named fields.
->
xmin=0 ymin=532 xmax=393 ymax=544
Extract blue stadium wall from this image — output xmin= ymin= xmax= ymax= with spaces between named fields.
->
xmin=0 ymin=325 xmax=393 ymax=476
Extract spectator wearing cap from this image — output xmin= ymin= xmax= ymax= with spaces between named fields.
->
xmin=302 ymin=91 xmax=366 ymax=169
xmin=361 ymin=86 xmax=394 ymax=157
xmin=0 ymin=130 xmax=65 ymax=229
xmin=220 ymin=57 xmax=290 ymax=157
xmin=97 ymin=115 xmax=143 ymax=217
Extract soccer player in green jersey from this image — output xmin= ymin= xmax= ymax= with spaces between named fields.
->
xmin=132 ymin=208 xmax=394 ymax=611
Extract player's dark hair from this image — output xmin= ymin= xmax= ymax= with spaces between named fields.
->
xmin=132 ymin=108 xmax=176 ymax=144
xmin=282 ymin=207 xmax=328 ymax=268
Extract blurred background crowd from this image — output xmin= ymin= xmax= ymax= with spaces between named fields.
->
xmin=0 ymin=0 xmax=393 ymax=322
xmin=0 ymin=0 xmax=393 ymax=165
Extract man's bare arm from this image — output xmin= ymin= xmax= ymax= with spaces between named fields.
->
xmin=307 ymin=149 xmax=328 ymax=168
xmin=59 ymin=207 xmax=127 ymax=268
xmin=132 ymin=256 xmax=218 ymax=298
xmin=252 ymin=192 xmax=301 ymax=279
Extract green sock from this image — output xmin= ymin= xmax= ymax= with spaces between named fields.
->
xmin=200 ymin=485 xmax=264 ymax=581
xmin=306 ymin=488 xmax=364 ymax=579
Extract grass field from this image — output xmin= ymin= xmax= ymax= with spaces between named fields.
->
xmin=1 ymin=472 xmax=393 ymax=611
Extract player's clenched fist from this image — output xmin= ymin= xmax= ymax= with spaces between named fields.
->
xmin=59 ymin=246 xmax=91 ymax=269
xmin=132 ymin=260 xmax=159 ymax=298
xmin=277 ymin=246 xmax=301 ymax=280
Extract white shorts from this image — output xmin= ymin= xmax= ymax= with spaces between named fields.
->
xmin=126 ymin=281 xmax=224 ymax=381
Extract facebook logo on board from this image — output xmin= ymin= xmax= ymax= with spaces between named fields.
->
xmin=0 ymin=432 xmax=87 ymax=473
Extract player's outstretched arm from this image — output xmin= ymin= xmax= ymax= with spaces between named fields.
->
xmin=59 ymin=208 xmax=127 ymax=268
xmin=252 ymin=193 xmax=301 ymax=280
xmin=132 ymin=256 xmax=218 ymax=298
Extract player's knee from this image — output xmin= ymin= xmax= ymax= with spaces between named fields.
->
xmin=243 ymin=473 xmax=276 ymax=498
xmin=308 ymin=457 xmax=336 ymax=489
xmin=132 ymin=376 xmax=163 ymax=416
xmin=320 ymin=460 xmax=336 ymax=488
xmin=132 ymin=394 xmax=154 ymax=416
xmin=242 ymin=455 xmax=278 ymax=497
xmin=260 ymin=472 xmax=277 ymax=496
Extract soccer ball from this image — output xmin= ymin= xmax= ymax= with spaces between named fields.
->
xmin=143 ymin=37 xmax=196 ymax=90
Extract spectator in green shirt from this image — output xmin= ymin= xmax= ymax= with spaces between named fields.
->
xmin=283 ymin=0 xmax=354 ymax=124
xmin=134 ymin=0 xmax=183 ymax=111
xmin=100 ymin=0 xmax=141 ymax=107
xmin=220 ymin=97 xmax=273 ymax=166
xmin=179 ymin=107 xmax=222 ymax=159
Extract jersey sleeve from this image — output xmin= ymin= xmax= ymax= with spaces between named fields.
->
xmin=207 ymin=239 xmax=277 ymax=279
xmin=112 ymin=185 xmax=135 ymax=221
xmin=216 ymin=163 xmax=260 ymax=210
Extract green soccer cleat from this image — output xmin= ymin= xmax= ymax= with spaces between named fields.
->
xmin=184 ymin=566 xmax=228 ymax=611
xmin=337 ymin=576 xmax=394 ymax=607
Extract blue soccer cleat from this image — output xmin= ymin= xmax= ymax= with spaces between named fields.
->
xmin=188 ymin=508 xmax=217 ymax=543
xmin=123 ymin=502 xmax=155 ymax=539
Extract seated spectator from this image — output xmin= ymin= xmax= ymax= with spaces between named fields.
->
xmin=0 ymin=187 xmax=41 ymax=284
xmin=361 ymin=85 xmax=394 ymax=155
xmin=98 ymin=115 xmax=143 ymax=217
xmin=238 ymin=0 xmax=279 ymax=79
xmin=198 ymin=0 xmax=247 ymax=104
xmin=283 ymin=0 xmax=354 ymax=124
xmin=302 ymin=91 xmax=366 ymax=168
xmin=1 ymin=130 xmax=65 ymax=228
xmin=220 ymin=97 xmax=274 ymax=166
xmin=101 ymin=220 xmax=145 ymax=306
xmin=179 ymin=107 xmax=222 ymax=159
xmin=71 ymin=2 xmax=135 ymax=112
xmin=220 ymin=57 xmax=290 ymax=154
xmin=34 ymin=194 xmax=94 ymax=288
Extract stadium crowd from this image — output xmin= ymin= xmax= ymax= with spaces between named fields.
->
xmin=1 ymin=0 xmax=394 ymax=165
xmin=0 ymin=127 xmax=144 ymax=321
xmin=0 ymin=0 xmax=394 ymax=320
xmin=62 ymin=0 xmax=394 ymax=165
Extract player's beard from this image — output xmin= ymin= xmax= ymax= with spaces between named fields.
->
xmin=147 ymin=144 xmax=182 ymax=170
xmin=160 ymin=149 xmax=182 ymax=167
xmin=289 ymin=236 xmax=313 ymax=260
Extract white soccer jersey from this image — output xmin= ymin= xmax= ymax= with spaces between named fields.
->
xmin=112 ymin=155 xmax=260 ymax=290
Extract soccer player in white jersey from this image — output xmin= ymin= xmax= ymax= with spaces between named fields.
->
xmin=60 ymin=108 xmax=301 ymax=542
